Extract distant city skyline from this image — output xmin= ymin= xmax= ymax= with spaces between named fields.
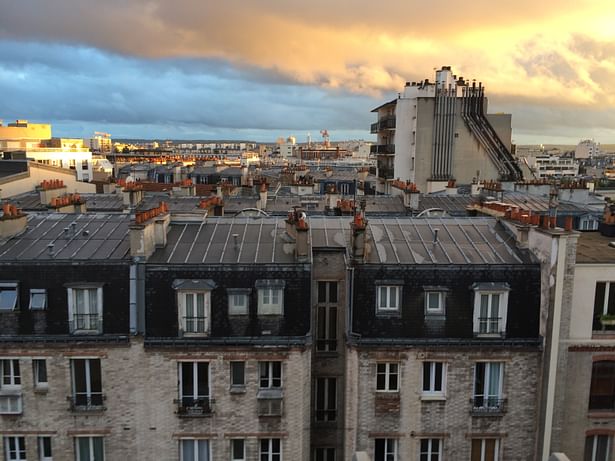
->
xmin=1 ymin=0 xmax=614 ymax=144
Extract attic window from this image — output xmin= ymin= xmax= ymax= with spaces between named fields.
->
xmin=0 ymin=283 xmax=18 ymax=311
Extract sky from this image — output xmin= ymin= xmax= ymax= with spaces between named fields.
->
xmin=1 ymin=0 xmax=615 ymax=144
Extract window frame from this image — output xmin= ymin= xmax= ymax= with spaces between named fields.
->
xmin=471 ymin=283 xmax=510 ymax=337
xmin=230 ymin=361 xmax=246 ymax=389
xmin=594 ymin=282 xmax=615 ymax=330
xmin=315 ymin=377 xmax=337 ymax=422
xmin=419 ymin=438 xmax=442 ymax=461
xmin=376 ymin=285 xmax=401 ymax=313
xmin=231 ymin=439 xmax=246 ymax=461
xmin=228 ymin=288 xmax=250 ymax=316
xmin=4 ymin=436 xmax=26 ymax=461
xmin=259 ymin=361 xmax=282 ymax=389
xmin=376 ymin=362 xmax=399 ymax=392
xmin=0 ymin=282 xmax=18 ymax=311
xmin=260 ymin=438 xmax=282 ymax=461
xmin=374 ymin=438 xmax=397 ymax=461
xmin=179 ymin=438 xmax=210 ymax=461
xmin=29 ymin=288 xmax=47 ymax=310
xmin=585 ymin=434 xmax=612 ymax=461
xmin=421 ymin=361 xmax=446 ymax=399
xmin=70 ymin=358 xmax=104 ymax=410
xmin=177 ymin=291 xmax=211 ymax=336
xmin=74 ymin=436 xmax=105 ymax=461
xmin=313 ymin=448 xmax=336 ymax=461
xmin=423 ymin=286 xmax=447 ymax=316
xmin=473 ymin=362 xmax=504 ymax=411
xmin=66 ymin=285 xmax=103 ymax=335
xmin=316 ymin=281 xmax=338 ymax=352
xmin=33 ymin=358 xmax=48 ymax=390
xmin=258 ymin=288 xmax=284 ymax=315
xmin=1 ymin=359 xmax=21 ymax=388
xmin=589 ymin=360 xmax=615 ymax=411
xmin=38 ymin=436 xmax=53 ymax=461
xmin=178 ymin=361 xmax=210 ymax=409
xmin=471 ymin=438 xmax=500 ymax=461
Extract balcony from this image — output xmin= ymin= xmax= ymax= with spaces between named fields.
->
xmin=175 ymin=397 xmax=215 ymax=417
xmin=470 ymin=398 xmax=506 ymax=416
xmin=377 ymin=168 xmax=394 ymax=180
xmin=370 ymin=144 xmax=395 ymax=155
xmin=475 ymin=317 xmax=504 ymax=337
xmin=370 ymin=116 xmax=396 ymax=133
xmin=68 ymin=393 xmax=106 ymax=412
xmin=69 ymin=314 xmax=102 ymax=335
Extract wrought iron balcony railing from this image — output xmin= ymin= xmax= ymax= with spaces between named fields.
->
xmin=470 ymin=397 xmax=506 ymax=415
xmin=175 ymin=397 xmax=214 ymax=416
xmin=68 ymin=393 xmax=106 ymax=412
xmin=477 ymin=317 xmax=503 ymax=336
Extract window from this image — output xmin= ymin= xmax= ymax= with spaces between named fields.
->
xmin=471 ymin=439 xmax=499 ymax=461
xmin=424 ymin=288 xmax=446 ymax=316
xmin=179 ymin=292 xmax=210 ymax=335
xmin=75 ymin=437 xmax=104 ymax=461
xmin=473 ymin=362 xmax=504 ymax=413
xmin=39 ymin=436 xmax=53 ymax=461
xmin=314 ymin=448 xmax=335 ymax=461
xmin=317 ymin=282 xmax=338 ymax=352
xmin=33 ymin=359 xmax=48 ymax=389
xmin=259 ymin=362 xmax=282 ymax=389
xmin=376 ymin=363 xmax=399 ymax=392
xmin=67 ymin=286 xmax=103 ymax=334
xmin=0 ymin=359 xmax=22 ymax=414
xmin=420 ymin=438 xmax=442 ymax=461
xmin=29 ymin=289 xmax=47 ymax=310
xmin=589 ymin=361 xmax=615 ymax=411
xmin=180 ymin=439 xmax=210 ymax=461
xmin=228 ymin=289 xmax=249 ymax=316
xmin=258 ymin=288 xmax=283 ymax=315
xmin=422 ymin=362 xmax=445 ymax=398
xmin=178 ymin=362 xmax=211 ymax=414
xmin=472 ymin=283 xmax=509 ymax=336
xmin=377 ymin=286 xmax=401 ymax=312
xmin=374 ymin=439 xmax=397 ymax=461
xmin=0 ymin=283 xmax=18 ymax=310
xmin=231 ymin=439 xmax=245 ymax=461
xmin=230 ymin=361 xmax=245 ymax=388
xmin=3 ymin=437 xmax=26 ymax=461
xmin=315 ymin=377 xmax=337 ymax=422
xmin=594 ymin=282 xmax=615 ymax=330
xmin=70 ymin=359 xmax=103 ymax=410
xmin=260 ymin=439 xmax=281 ymax=461
xmin=585 ymin=435 xmax=612 ymax=461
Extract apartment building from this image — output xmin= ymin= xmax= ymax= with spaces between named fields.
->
xmin=0 ymin=201 xmax=548 ymax=460
xmin=370 ymin=67 xmax=523 ymax=194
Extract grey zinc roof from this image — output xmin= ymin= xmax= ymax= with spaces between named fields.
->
xmin=310 ymin=217 xmax=528 ymax=264
xmin=148 ymin=217 xmax=298 ymax=265
xmin=150 ymin=216 xmax=528 ymax=265
xmin=0 ymin=214 xmax=132 ymax=262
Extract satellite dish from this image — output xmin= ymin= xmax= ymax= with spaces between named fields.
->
xmin=125 ymin=175 xmax=135 ymax=183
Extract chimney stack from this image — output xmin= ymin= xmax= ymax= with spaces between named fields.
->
xmin=130 ymin=202 xmax=170 ymax=259
xmin=0 ymin=203 xmax=27 ymax=239
xmin=351 ymin=211 xmax=369 ymax=262
xmin=257 ymin=182 xmax=268 ymax=211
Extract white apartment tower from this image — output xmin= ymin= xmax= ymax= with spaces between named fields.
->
xmin=371 ymin=66 xmax=523 ymax=193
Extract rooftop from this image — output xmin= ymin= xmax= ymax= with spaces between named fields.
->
xmin=148 ymin=216 xmax=530 ymax=265
xmin=0 ymin=213 xmax=131 ymax=262
xmin=575 ymin=231 xmax=615 ymax=264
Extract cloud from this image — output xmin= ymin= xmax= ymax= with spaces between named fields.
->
xmin=1 ymin=0 xmax=615 ymax=142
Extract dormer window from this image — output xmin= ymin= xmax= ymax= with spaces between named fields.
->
xmin=173 ymin=279 xmax=216 ymax=337
xmin=471 ymin=283 xmax=510 ymax=337
xmin=256 ymin=280 xmax=285 ymax=315
xmin=423 ymin=286 xmax=448 ymax=317
xmin=66 ymin=284 xmax=103 ymax=335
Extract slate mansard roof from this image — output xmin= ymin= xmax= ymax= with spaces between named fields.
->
xmin=148 ymin=216 xmax=529 ymax=265
xmin=0 ymin=213 xmax=131 ymax=262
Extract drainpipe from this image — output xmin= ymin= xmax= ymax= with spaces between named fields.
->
xmin=541 ymin=234 xmax=568 ymax=460
xmin=129 ymin=261 xmax=137 ymax=334
xmin=129 ymin=256 xmax=146 ymax=335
